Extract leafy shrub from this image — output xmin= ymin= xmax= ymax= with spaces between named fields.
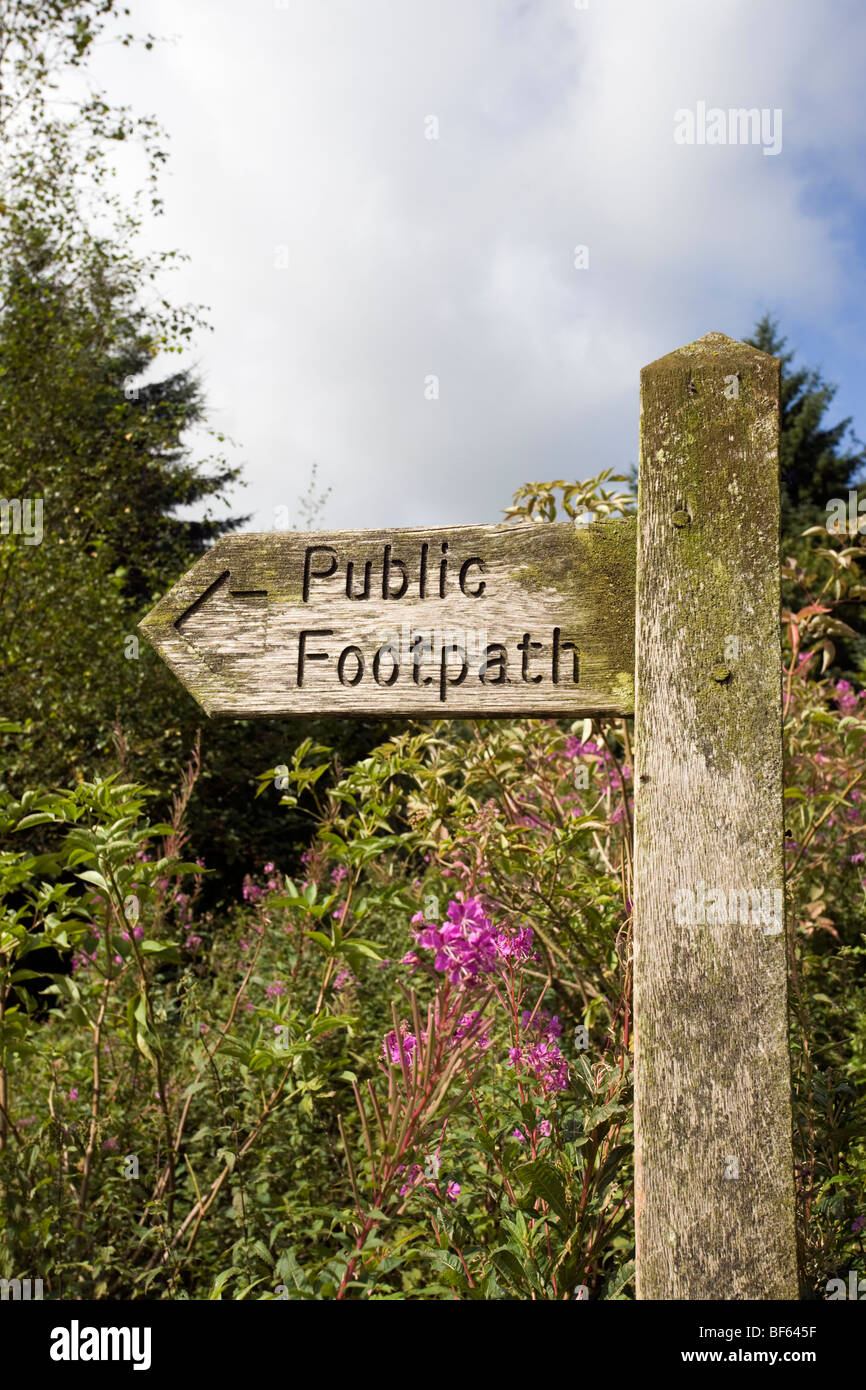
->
xmin=0 ymin=485 xmax=864 ymax=1300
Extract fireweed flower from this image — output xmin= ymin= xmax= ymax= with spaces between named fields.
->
xmin=834 ymin=679 xmax=865 ymax=716
xmin=513 ymin=1119 xmax=552 ymax=1143
xmin=454 ymin=1011 xmax=492 ymax=1051
xmin=397 ymin=1163 xmax=423 ymax=1195
xmin=509 ymin=1010 xmax=569 ymax=1093
xmin=410 ymin=896 xmax=537 ymax=987
xmin=71 ymin=948 xmax=98 ymax=974
xmin=242 ymin=876 xmax=266 ymax=903
xmin=411 ymin=897 xmax=498 ymax=985
xmin=382 ymin=1021 xmax=424 ymax=1068
xmin=494 ymin=925 xmax=536 ymax=966
xmin=564 ymin=737 xmax=600 ymax=758
xmin=395 ymin=1155 xmax=459 ymax=1200
xmin=265 ymin=981 xmax=287 ymax=999
xmin=521 ymin=1009 xmax=562 ymax=1038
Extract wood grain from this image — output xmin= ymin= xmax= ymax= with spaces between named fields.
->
xmin=139 ymin=518 xmax=636 ymax=719
xmin=632 ymin=332 xmax=799 ymax=1299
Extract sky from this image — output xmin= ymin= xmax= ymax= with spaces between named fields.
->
xmin=88 ymin=0 xmax=866 ymax=533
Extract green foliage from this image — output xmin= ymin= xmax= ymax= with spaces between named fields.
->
xmin=505 ymin=470 xmax=636 ymax=524
xmin=0 ymin=0 xmax=379 ymax=905
xmin=0 ymin=0 xmax=243 ymax=805
xmin=744 ymin=314 xmax=866 ymax=538
xmin=0 ymin=515 xmax=865 ymax=1298
xmin=0 ymin=694 xmax=637 ymax=1298
xmin=781 ymin=538 xmax=866 ymax=1292
xmin=0 ymin=0 xmax=164 ymax=233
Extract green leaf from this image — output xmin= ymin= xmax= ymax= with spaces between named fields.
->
xmin=340 ymin=937 xmax=382 ymax=958
xmin=210 ymin=1267 xmax=241 ymax=1298
xmin=602 ymin=1259 xmax=635 ymax=1300
xmin=139 ymin=940 xmax=178 ymax=958
xmin=76 ymin=869 xmax=109 ymax=893
xmin=473 ymin=1126 xmax=496 ymax=1155
xmin=275 ymin=1246 xmax=314 ymax=1296
xmin=515 ymin=1159 xmax=571 ymax=1223
xmin=593 ymin=1144 xmax=631 ymax=1194
xmin=340 ymin=943 xmax=381 ymax=971
xmin=583 ymin=1100 xmax=625 ymax=1133
xmin=15 ymin=812 xmax=56 ymax=829
xmin=491 ymin=1247 xmax=526 ymax=1290
xmin=269 ymin=885 xmax=299 ymax=904
xmin=304 ymin=930 xmax=334 ymax=954
xmin=135 ymin=1029 xmax=157 ymax=1067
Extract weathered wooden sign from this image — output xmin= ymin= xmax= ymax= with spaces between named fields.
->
xmin=140 ymin=332 xmax=800 ymax=1302
xmin=139 ymin=520 xmax=636 ymax=718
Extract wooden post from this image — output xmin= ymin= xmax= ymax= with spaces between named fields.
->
xmin=633 ymin=331 xmax=799 ymax=1298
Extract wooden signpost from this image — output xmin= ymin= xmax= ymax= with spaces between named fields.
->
xmin=141 ymin=332 xmax=800 ymax=1300
xmin=139 ymin=520 xmax=636 ymax=719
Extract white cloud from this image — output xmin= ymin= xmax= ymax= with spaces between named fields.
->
xmin=90 ymin=0 xmax=866 ymax=529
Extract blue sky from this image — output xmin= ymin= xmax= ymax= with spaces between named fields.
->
xmin=90 ymin=0 xmax=866 ymax=530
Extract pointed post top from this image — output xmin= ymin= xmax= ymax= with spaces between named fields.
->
xmin=642 ymin=331 xmax=777 ymax=376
